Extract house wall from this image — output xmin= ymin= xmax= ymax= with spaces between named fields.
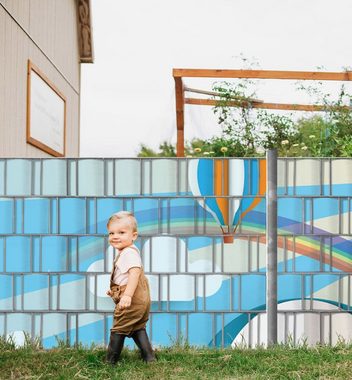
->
xmin=0 ymin=0 xmax=80 ymax=157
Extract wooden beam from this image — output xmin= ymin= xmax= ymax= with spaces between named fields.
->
xmin=173 ymin=69 xmax=352 ymax=81
xmin=185 ymin=98 xmax=352 ymax=112
xmin=184 ymin=86 xmax=263 ymax=103
xmin=174 ymin=77 xmax=185 ymax=157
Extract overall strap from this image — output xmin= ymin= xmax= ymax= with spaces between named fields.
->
xmin=110 ymin=250 xmax=120 ymax=281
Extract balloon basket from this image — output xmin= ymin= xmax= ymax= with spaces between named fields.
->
xmin=223 ymin=234 xmax=234 ymax=244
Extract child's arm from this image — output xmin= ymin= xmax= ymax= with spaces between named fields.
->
xmin=119 ymin=267 xmax=141 ymax=309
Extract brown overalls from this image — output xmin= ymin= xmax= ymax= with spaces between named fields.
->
xmin=110 ymin=246 xmax=151 ymax=336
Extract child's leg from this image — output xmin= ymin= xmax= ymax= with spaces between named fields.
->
xmin=131 ymin=328 xmax=156 ymax=362
xmin=106 ymin=332 xmax=126 ymax=364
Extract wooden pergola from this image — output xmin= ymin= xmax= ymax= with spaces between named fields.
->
xmin=173 ymin=69 xmax=352 ymax=157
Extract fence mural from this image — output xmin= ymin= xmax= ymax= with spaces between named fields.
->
xmin=0 ymin=158 xmax=351 ymax=348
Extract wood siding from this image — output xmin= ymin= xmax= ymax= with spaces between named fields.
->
xmin=0 ymin=0 xmax=80 ymax=157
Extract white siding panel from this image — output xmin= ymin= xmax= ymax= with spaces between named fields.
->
xmin=1 ymin=0 xmax=80 ymax=92
xmin=29 ymin=0 xmax=80 ymax=91
xmin=0 ymin=3 xmax=80 ymax=157
xmin=0 ymin=0 xmax=30 ymax=31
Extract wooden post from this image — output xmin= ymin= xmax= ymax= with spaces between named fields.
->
xmin=174 ymin=77 xmax=185 ymax=157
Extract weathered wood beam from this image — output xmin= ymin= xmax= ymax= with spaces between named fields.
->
xmin=173 ymin=69 xmax=352 ymax=81
xmin=184 ymin=86 xmax=263 ymax=103
xmin=175 ymin=77 xmax=185 ymax=157
xmin=185 ymin=98 xmax=352 ymax=112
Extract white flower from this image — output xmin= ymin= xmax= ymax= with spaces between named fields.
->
xmin=220 ymin=147 xmax=228 ymax=153
xmin=209 ymin=151 xmax=215 ymax=154
xmin=292 ymin=143 xmax=299 ymax=147
xmin=186 ymin=155 xmax=193 ymax=158
xmin=309 ymin=135 xmax=316 ymax=139
xmin=203 ymin=152 xmax=210 ymax=155
xmin=301 ymin=146 xmax=308 ymax=150
xmin=194 ymin=148 xmax=201 ymax=153
xmin=281 ymin=140 xmax=289 ymax=145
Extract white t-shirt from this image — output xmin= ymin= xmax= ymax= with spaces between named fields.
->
xmin=112 ymin=245 xmax=142 ymax=286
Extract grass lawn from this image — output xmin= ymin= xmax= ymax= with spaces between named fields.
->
xmin=1 ymin=339 xmax=352 ymax=379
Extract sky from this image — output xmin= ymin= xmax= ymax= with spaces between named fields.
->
xmin=80 ymin=0 xmax=352 ymax=157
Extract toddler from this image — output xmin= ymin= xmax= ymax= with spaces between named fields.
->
xmin=106 ymin=211 xmax=155 ymax=363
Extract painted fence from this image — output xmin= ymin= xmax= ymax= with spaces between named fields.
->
xmin=0 ymin=158 xmax=351 ymax=348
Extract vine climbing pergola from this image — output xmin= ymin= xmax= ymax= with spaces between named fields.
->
xmin=173 ymin=68 xmax=352 ymax=157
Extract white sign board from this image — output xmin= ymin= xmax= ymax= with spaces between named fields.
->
xmin=27 ymin=61 xmax=66 ymax=156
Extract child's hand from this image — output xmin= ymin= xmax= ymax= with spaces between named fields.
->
xmin=106 ymin=290 xmax=113 ymax=297
xmin=119 ymin=295 xmax=132 ymax=309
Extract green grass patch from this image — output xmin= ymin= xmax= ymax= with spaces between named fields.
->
xmin=1 ymin=337 xmax=352 ymax=379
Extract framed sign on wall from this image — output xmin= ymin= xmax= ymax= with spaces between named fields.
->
xmin=26 ymin=60 xmax=66 ymax=157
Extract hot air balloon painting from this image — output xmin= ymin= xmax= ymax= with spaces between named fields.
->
xmin=188 ymin=158 xmax=266 ymax=243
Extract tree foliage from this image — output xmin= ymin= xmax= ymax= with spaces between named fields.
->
xmin=137 ymin=142 xmax=176 ymax=157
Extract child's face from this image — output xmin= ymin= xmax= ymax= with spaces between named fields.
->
xmin=108 ymin=220 xmax=137 ymax=250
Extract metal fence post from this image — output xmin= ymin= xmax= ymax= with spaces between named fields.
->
xmin=266 ymin=149 xmax=278 ymax=346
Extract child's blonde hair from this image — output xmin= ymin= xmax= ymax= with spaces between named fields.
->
xmin=107 ymin=211 xmax=138 ymax=232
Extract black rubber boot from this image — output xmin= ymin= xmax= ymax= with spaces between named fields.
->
xmin=131 ymin=329 xmax=156 ymax=362
xmin=106 ymin=332 xmax=126 ymax=364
